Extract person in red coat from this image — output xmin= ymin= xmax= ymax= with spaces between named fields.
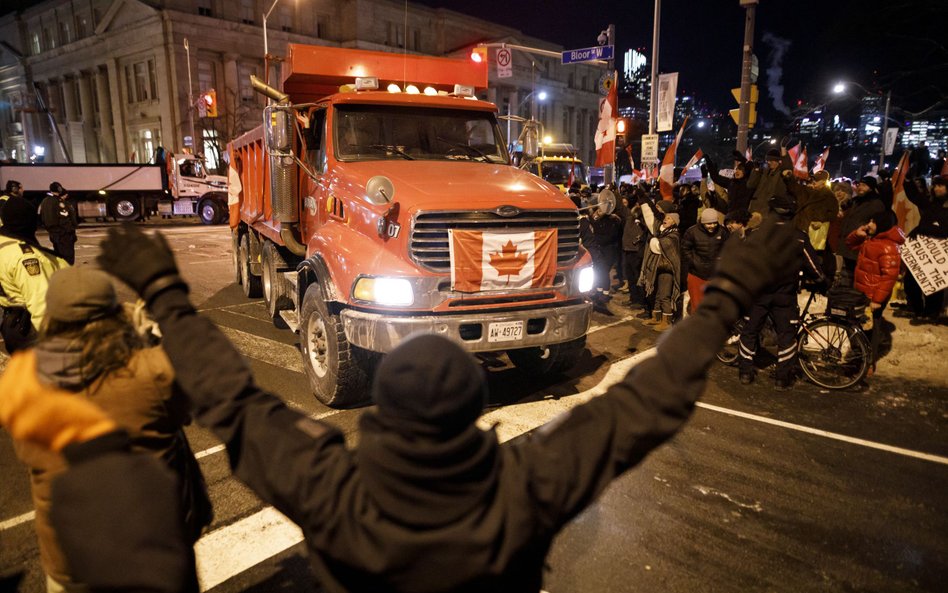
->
xmin=846 ymin=210 xmax=904 ymax=373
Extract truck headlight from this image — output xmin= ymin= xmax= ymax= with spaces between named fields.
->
xmin=577 ymin=266 xmax=595 ymax=293
xmin=353 ymin=277 xmax=414 ymax=306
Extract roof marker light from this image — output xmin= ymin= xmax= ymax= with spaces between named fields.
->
xmin=387 ymin=83 xmax=402 ymax=93
xmin=423 ymin=86 xmax=437 ymax=96
xmin=405 ymin=84 xmax=420 ymax=94
xmin=355 ymin=77 xmax=379 ymax=91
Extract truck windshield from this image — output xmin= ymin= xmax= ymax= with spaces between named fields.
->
xmin=541 ymin=161 xmax=588 ymax=185
xmin=334 ymin=104 xmax=508 ymax=164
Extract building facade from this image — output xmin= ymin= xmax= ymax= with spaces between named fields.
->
xmin=0 ymin=0 xmax=605 ymax=171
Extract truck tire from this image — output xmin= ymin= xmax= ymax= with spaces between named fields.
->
xmin=262 ymin=241 xmax=293 ymax=325
xmin=507 ymin=336 xmax=587 ymax=376
xmin=238 ymin=234 xmax=262 ymax=298
xmin=299 ymin=284 xmax=375 ymax=408
xmin=109 ymin=196 xmax=141 ymax=222
xmin=198 ymin=199 xmax=223 ymax=225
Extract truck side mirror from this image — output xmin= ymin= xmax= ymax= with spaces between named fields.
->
xmin=264 ymin=105 xmax=294 ymax=157
xmin=365 ymin=175 xmax=394 ymax=206
xmin=522 ymin=127 xmax=539 ymax=160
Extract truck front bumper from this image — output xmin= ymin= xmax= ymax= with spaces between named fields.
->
xmin=340 ymin=302 xmax=591 ymax=353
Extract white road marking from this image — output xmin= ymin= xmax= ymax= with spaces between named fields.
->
xmin=586 ymin=314 xmax=635 ymax=335
xmin=696 ymin=402 xmax=948 ymax=466
xmin=195 ymin=507 xmax=304 ymax=591
xmin=0 ymin=510 xmax=35 ymax=531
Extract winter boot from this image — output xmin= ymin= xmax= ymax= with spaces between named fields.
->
xmin=653 ymin=313 xmax=673 ymax=332
xmin=644 ymin=310 xmax=663 ymax=325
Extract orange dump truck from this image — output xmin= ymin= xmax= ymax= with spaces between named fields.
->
xmin=229 ymin=44 xmax=593 ymax=406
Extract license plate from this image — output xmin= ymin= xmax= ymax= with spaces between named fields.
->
xmin=487 ymin=320 xmax=524 ymax=343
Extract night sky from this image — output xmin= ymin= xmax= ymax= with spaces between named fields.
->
xmin=417 ymin=0 xmax=947 ymax=124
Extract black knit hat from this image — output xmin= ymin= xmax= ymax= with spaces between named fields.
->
xmin=858 ymin=176 xmax=879 ymax=191
xmin=765 ymin=148 xmax=781 ymax=161
xmin=0 ymin=195 xmax=38 ymax=242
xmin=871 ymin=209 xmax=898 ymax=235
xmin=372 ymin=334 xmax=486 ymax=436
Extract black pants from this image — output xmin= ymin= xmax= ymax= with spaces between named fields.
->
xmin=905 ymin=272 xmax=945 ymax=318
xmin=738 ymin=293 xmax=798 ymax=381
xmin=623 ymin=249 xmax=644 ymax=303
xmin=49 ymin=230 xmax=76 ymax=265
xmin=592 ymin=246 xmax=618 ymax=292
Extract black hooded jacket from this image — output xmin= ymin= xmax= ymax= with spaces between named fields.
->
xmin=102 ymin=281 xmax=740 ymax=593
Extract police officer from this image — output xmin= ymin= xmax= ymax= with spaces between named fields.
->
xmin=738 ymin=193 xmax=823 ymax=390
xmin=0 ymin=196 xmax=68 ymax=353
xmin=0 ymin=179 xmax=24 ymax=227
xmin=39 ymin=182 xmax=79 ymax=264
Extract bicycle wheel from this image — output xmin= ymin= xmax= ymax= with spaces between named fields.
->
xmin=716 ymin=318 xmax=746 ymax=366
xmin=797 ymin=319 xmax=870 ymax=389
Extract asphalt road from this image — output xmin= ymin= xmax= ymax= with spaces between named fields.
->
xmin=1 ymin=221 xmax=946 ymax=592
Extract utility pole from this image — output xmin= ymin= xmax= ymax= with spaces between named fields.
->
xmin=184 ymin=38 xmax=197 ymax=155
xmin=648 ymin=1 xmax=660 ymax=136
xmin=736 ymin=0 xmax=757 ymax=153
xmin=879 ymin=89 xmax=891 ymax=172
xmin=605 ymin=23 xmax=616 ymax=187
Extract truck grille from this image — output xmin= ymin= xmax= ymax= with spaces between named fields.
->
xmin=410 ymin=209 xmax=580 ymax=272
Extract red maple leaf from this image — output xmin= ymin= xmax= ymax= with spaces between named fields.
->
xmin=488 ymin=240 xmax=528 ymax=284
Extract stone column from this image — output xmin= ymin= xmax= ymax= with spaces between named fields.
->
xmin=106 ymin=60 xmax=127 ymax=160
xmin=61 ymin=76 xmax=84 ymax=162
xmin=77 ymin=72 xmax=99 ymax=162
xmin=223 ymin=54 xmax=239 ymax=120
xmin=94 ymin=67 xmax=116 ymax=161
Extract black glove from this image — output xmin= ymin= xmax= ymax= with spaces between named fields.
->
xmin=700 ymin=163 xmax=709 ymax=178
xmin=780 ymin=136 xmax=793 ymax=149
xmin=97 ymin=224 xmax=187 ymax=305
xmin=704 ymin=217 xmax=800 ymax=312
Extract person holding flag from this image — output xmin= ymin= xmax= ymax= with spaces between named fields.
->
xmin=747 ymin=139 xmax=793 ymax=217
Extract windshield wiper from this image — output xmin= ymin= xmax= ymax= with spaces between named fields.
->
xmin=368 ymin=144 xmax=414 ymax=160
xmin=435 ymin=138 xmax=493 ymax=162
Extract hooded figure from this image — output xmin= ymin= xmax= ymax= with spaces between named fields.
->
xmin=10 ymin=267 xmax=208 ymax=590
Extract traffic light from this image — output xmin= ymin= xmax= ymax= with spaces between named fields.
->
xmin=470 ymin=46 xmax=487 ymax=63
xmin=615 ymin=118 xmax=628 ymax=146
xmin=204 ymin=89 xmax=218 ymax=118
xmin=729 ymin=85 xmax=757 ymax=128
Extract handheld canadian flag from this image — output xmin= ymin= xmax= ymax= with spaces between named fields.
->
xmin=227 ymin=149 xmax=243 ymax=229
xmin=594 ymin=71 xmax=619 ymax=167
xmin=659 ymin=116 xmax=688 ymax=201
xmin=891 ymin=151 xmax=920 ymax=234
xmin=787 ymin=143 xmax=800 ymax=164
xmin=682 ymin=149 xmax=704 ymax=172
xmin=449 ymin=229 xmax=558 ymax=292
xmin=793 ymin=146 xmax=809 ymax=179
xmin=812 ymin=147 xmax=830 ymax=174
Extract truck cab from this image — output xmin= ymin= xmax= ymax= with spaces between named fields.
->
xmin=514 ymin=143 xmax=589 ymax=192
xmin=230 ymin=45 xmax=594 ymax=407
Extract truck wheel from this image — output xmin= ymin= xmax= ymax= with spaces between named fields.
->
xmin=109 ymin=196 xmax=141 ymax=222
xmin=507 ymin=336 xmax=587 ymax=375
xmin=238 ymin=234 xmax=262 ymax=298
xmin=299 ymin=284 xmax=374 ymax=408
xmin=262 ymin=241 xmax=293 ymax=325
xmin=198 ymin=199 xmax=223 ymax=225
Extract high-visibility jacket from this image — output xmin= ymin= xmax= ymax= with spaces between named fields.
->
xmin=0 ymin=236 xmax=68 ymax=330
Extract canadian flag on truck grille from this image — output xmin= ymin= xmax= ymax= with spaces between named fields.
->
xmin=449 ymin=229 xmax=558 ymax=292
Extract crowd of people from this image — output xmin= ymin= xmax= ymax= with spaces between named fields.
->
xmin=575 ymin=140 xmax=947 ymax=384
xmin=0 ymin=141 xmax=945 ymax=591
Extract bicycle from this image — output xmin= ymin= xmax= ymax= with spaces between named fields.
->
xmin=717 ymin=288 xmax=871 ymax=390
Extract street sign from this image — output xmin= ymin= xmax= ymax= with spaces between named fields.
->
xmin=562 ymin=45 xmax=614 ymax=64
xmin=641 ymin=134 xmax=659 ymax=163
xmin=496 ymin=48 xmax=512 ymax=79
xmin=184 ymin=135 xmax=193 ymax=147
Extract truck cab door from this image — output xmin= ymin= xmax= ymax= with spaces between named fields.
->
xmin=301 ymin=106 xmax=329 ymax=234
